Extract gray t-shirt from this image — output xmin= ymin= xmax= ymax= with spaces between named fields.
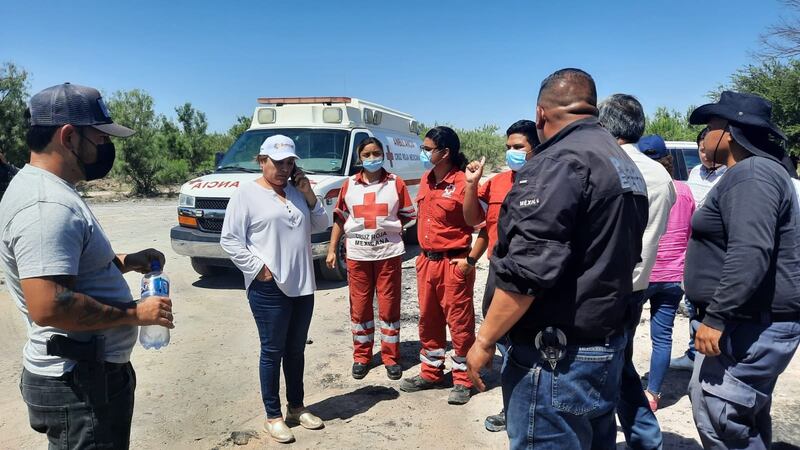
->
xmin=0 ymin=165 xmax=137 ymax=377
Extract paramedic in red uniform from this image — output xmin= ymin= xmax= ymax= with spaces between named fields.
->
xmin=327 ymin=137 xmax=416 ymax=381
xmin=399 ymin=126 xmax=484 ymax=405
xmin=462 ymin=119 xmax=540 ymax=431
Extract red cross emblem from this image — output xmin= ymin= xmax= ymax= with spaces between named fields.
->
xmin=352 ymin=192 xmax=389 ymax=229
xmin=386 ymin=146 xmax=395 ymax=168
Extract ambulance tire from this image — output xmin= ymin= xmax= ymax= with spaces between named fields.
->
xmin=318 ymin=234 xmax=348 ymax=281
xmin=191 ymin=257 xmax=222 ymax=277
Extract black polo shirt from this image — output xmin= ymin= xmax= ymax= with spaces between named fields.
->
xmin=684 ymin=155 xmax=800 ymax=330
xmin=490 ymin=118 xmax=649 ymax=342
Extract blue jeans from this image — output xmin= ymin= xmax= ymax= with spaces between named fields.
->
xmin=247 ymin=279 xmax=314 ymax=418
xmin=617 ymin=291 xmax=663 ymax=450
xmin=20 ymin=363 xmax=136 ymax=449
xmin=502 ymin=333 xmax=626 ymax=450
xmin=689 ymin=320 xmax=800 ymax=450
xmin=642 ymin=282 xmax=683 ymax=395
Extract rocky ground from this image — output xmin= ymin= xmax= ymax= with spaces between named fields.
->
xmin=0 ymin=199 xmax=798 ymax=449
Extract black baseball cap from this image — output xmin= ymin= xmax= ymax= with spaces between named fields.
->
xmin=29 ymin=83 xmax=135 ymax=137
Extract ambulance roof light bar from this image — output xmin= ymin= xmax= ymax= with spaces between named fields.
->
xmin=257 ymin=97 xmax=352 ymax=106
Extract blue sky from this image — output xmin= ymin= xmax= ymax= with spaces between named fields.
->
xmin=1 ymin=0 xmax=787 ymax=134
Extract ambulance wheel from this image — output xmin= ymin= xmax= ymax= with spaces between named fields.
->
xmin=191 ymin=258 xmax=222 ymax=277
xmin=318 ymin=235 xmax=347 ymax=281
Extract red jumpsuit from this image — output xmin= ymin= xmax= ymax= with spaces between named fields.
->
xmin=415 ymin=168 xmax=480 ymax=387
xmin=334 ymin=170 xmax=415 ymax=366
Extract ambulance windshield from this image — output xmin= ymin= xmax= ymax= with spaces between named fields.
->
xmin=217 ymin=128 xmax=350 ymax=174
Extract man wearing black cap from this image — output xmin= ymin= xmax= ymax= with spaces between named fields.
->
xmin=0 ymin=83 xmax=174 ymax=449
xmin=466 ymin=68 xmax=649 ymax=449
xmin=684 ymin=91 xmax=800 ymax=450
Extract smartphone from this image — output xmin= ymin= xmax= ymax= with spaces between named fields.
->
xmin=289 ymin=165 xmax=299 ymax=185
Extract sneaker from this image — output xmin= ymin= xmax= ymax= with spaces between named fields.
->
xmin=484 ymin=410 xmax=506 ymax=432
xmin=399 ymin=374 xmax=443 ymax=392
xmin=386 ymin=364 xmax=402 ymax=380
xmin=286 ymin=407 xmax=324 ymax=430
xmin=352 ymin=362 xmax=369 ymax=379
xmin=447 ymin=384 xmax=472 ymax=405
xmin=669 ymin=354 xmax=694 ymax=371
xmin=264 ymin=418 xmax=295 ymax=443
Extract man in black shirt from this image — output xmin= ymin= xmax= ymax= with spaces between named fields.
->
xmin=685 ymin=91 xmax=800 ymax=450
xmin=466 ymin=68 xmax=648 ymax=450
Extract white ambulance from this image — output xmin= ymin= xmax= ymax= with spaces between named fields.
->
xmin=170 ymin=97 xmax=426 ymax=281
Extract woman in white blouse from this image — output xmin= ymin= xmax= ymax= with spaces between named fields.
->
xmin=221 ymin=134 xmax=329 ymax=444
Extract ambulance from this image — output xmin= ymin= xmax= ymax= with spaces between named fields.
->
xmin=170 ymin=97 xmax=426 ymax=281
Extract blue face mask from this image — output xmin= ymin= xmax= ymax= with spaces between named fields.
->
xmin=362 ymin=157 xmax=384 ymax=173
xmin=506 ymin=149 xmax=528 ymax=171
xmin=420 ymin=149 xmax=440 ymax=170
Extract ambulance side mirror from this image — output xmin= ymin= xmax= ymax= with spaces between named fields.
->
xmin=214 ymin=152 xmax=225 ymax=167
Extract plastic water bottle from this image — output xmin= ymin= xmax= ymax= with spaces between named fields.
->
xmin=139 ymin=260 xmax=171 ymax=349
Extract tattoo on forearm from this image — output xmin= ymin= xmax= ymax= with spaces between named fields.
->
xmin=50 ymin=276 xmax=126 ymax=327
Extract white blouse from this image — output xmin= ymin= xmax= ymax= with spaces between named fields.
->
xmin=220 ymin=180 xmax=329 ymax=297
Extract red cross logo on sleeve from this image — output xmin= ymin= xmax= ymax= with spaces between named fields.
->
xmin=352 ymin=192 xmax=389 ymax=229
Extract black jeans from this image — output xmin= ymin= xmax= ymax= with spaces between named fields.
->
xmin=20 ymin=362 xmax=136 ymax=449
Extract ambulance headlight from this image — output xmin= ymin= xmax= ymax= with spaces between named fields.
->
xmin=179 ymin=194 xmax=195 ymax=208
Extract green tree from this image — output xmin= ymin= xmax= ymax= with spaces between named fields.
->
xmin=228 ymin=115 xmax=251 ymax=140
xmin=722 ymin=59 xmax=800 ymax=155
xmin=107 ymin=89 xmax=161 ymax=195
xmin=457 ymin=124 xmax=506 ymax=168
xmin=0 ymin=62 xmax=30 ymax=166
xmin=175 ymin=102 xmax=213 ymax=173
xmin=644 ymin=107 xmax=703 ymax=142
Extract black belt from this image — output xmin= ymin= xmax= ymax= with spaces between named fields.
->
xmin=510 ymin=328 xmax=620 ymax=347
xmin=422 ymin=248 xmax=469 ymax=261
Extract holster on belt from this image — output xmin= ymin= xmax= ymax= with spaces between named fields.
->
xmin=46 ymin=335 xmax=108 ymax=405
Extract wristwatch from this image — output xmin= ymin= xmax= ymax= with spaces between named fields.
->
xmin=466 ymin=256 xmax=477 ymax=267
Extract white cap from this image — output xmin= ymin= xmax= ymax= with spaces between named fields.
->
xmin=259 ymin=134 xmax=299 ymax=160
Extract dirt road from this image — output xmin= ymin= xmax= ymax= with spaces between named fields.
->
xmin=1 ymin=199 xmax=798 ymax=449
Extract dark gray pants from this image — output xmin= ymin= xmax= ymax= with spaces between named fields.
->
xmin=20 ymin=362 xmax=136 ymax=450
xmin=689 ymin=320 xmax=800 ymax=450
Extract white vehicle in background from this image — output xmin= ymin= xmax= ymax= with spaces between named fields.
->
xmin=170 ymin=97 xmax=426 ymax=281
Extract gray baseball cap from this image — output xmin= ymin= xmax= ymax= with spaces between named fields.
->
xmin=29 ymin=83 xmax=135 ymax=137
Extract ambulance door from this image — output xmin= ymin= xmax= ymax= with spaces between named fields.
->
xmin=347 ymin=129 xmax=372 ymax=175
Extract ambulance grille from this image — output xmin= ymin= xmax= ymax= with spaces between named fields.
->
xmin=195 ymin=198 xmax=229 ymax=210
xmin=197 ymin=218 xmax=224 ymax=233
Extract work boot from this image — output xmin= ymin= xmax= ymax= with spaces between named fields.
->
xmin=447 ymin=384 xmax=472 ymax=405
xmin=669 ymin=354 xmax=694 ymax=371
xmin=484 ymin=410 xmax=506 ymax=432
xmin=385 ymin=364 xmax=402 ymax=380
xmin=352 ymin=362 xmax=369 ymax=379
xmin=399 ymin=374 xmax=442 ymax=392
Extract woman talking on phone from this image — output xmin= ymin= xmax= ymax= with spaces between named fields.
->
xmin=326 ymin=137 xmax=415 ymax=381
xmin=221 ymin=134 xmax=329 ymax=444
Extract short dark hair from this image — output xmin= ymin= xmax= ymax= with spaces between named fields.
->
xmin=425 ymin=126 xmax=466 ymax=171
xmin=506 ymin=120 xmax=540 ymax=147
xmin=357 ymin=137 xmax=384 ymax=156
xmin=24 ymin=109 xmax=60 ymax=152
xmin=696 ymin=128 xmax=708 ymax=145
xmin=598 ymin=94 xmax=646 ymax=143
xmin=538 ymin=68 xmax=598 ymax=111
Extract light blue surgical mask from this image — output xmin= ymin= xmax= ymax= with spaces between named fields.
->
xmin=506 ymin=149 xmax=528 ymax=171
xmin=420 ymin=149 xmax=442 ymax=170
xmin=362 ymin=157 xmax=384 ymax=173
